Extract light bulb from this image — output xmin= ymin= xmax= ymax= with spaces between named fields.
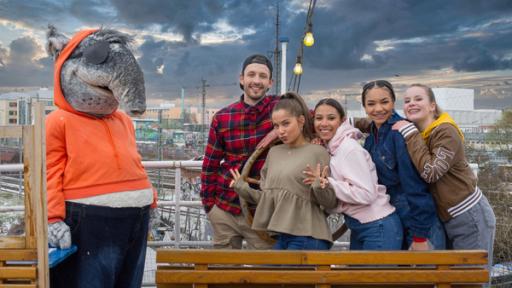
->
xmin=293 ymin=62 xmax=303 ymax=75
xmin=303 ymin=32 xmax=314 ymax=47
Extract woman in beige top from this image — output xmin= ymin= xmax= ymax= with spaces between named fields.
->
xmin=230 ymin=92 xmax=337 ymax=250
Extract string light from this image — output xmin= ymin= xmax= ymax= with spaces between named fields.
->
xmin=293 ymin=56 xmax=303 ymax=75
xmin=288 ymin=0 xmax=316 ymax=92
xmin=303 ymin=31 xmax=314 ymax=47
xmin=303 ymin=23 xmax=314 ymax=47
xmin=293 ymin=62 xmax=303 ymax=75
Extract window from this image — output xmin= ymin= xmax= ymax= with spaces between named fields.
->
xmin=9 ymin=119 xmax=17 ymax=124
xmin=8 ymin=111 xmax=17 ymax=116
xmin=9 ymin=102 xmax=17 ymax=108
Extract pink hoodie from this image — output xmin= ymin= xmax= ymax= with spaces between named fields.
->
xmin=327 ymin=119 xmax=395 ymax=223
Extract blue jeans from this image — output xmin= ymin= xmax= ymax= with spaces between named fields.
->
xmin=50 ymin=202 xmax=150 ymax=288
xmin=392 ymin=194 xmax=447 ymax=250
xmin=345 ymin=212 xmax=403 ymax=250
xmin=273 ymin=233 xmax=331 ymax=250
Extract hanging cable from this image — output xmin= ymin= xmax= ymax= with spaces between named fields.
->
xmin=287 ymin=0 xmax=317 ymax=94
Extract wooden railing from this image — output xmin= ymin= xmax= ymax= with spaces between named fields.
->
xmin=0 ymin=102 xmax=48 ymax=287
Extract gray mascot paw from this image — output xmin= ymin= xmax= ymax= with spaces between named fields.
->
xmin=48 ymin=221 xmax=71 ymax=249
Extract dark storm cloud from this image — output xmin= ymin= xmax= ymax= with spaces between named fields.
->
xmin=295 ymin=0 xmax=512 ymax=72
xmin=0 ymin=0 xmax=68 ymax=28
xmin=69 ymin=0 xmax=117 ymax=25
xmin=109 ymin=0 xmax=224 ymax=42
xmin=1 ymin=0 xmax=511 ymax=95
xmin=0 ymin=37 xmax=52 ymax=86
xmin=454 ymin=48 xmax=512 ymax=72
xmin=136 ymin=35 xmax=252 ymax=94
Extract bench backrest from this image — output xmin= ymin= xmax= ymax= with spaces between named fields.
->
xmin=156 ymin=249 xmax=488 ymax=288
xmin=0 ymin=103 xmax=48 ymax=287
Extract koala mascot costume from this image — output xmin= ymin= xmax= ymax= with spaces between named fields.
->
xmin=45 ymin=25 xmax=157 ymax=288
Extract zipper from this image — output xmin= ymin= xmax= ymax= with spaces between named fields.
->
xmin=99 ymin=118 xmax=121 ymax=170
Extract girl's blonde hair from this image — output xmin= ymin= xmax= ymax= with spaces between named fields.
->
xmin=409 ymin=83 xmax=443 ymax=118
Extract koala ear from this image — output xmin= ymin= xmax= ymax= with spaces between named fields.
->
xmin=46 ymin=24 xmax=70 ymax=60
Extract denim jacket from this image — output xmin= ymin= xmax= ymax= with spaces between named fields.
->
xmin=363 ymin=111 xmax=436 ymax=238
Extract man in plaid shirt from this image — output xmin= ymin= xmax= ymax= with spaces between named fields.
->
xmin=201 ymin=54 xmax=279 ymax=249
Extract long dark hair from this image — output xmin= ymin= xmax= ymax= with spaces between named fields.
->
xmin=315 ymin=98 xmax=346 ymax=119
xmin=361 ymin=80 xmax=396 ymax=106
xmin=273 ymin=92 xmax=314 ymax=140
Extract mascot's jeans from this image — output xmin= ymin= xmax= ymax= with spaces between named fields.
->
xmin=50 ymin=202 xmax=150 ymax=288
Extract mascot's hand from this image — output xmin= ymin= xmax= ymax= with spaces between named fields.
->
xmin=48 ymin=221 xmax=71 ymax=249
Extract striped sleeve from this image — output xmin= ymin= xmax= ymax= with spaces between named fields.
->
xmin=403 ymin=124 xmax=461 ymax=184
xmin=398 ymin=122 xmax=419 ymax=139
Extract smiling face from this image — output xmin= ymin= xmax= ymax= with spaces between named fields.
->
xmin=363 ymin=87 xmax=394 ymax=128
xmin=272 ymin=108 xmax=305 ymax=147
xmin=403 ymin=86 xmax=437 ymax=128
xmin=314 ymin=104 xmax=343 ymax=142
xmin=239 ymin=63 xmax=273 ymax=106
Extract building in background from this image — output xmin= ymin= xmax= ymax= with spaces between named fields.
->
xmin=0 ymin=88 xmax=54 ymax=125
xmin=432 ymin=88 xmax=474 ymax=111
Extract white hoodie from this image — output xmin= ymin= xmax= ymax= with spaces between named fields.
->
xmin=327 ymin=119 xmax=395 ymax=223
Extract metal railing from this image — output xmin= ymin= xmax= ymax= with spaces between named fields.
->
xmin=1 ymin=160 xmax=350 ymax=286
xmin=0 ymin=160 xmax=207 ymax=248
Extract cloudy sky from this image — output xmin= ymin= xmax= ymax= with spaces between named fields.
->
xmin=0 ymin=0 xmax=511 ymax=109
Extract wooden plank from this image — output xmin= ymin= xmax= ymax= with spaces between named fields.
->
xmin=0 ymin=250 xmax=37 ymax=261
xmin=0 ymin=126 xmax=23 ymax=138
xmin=194 ymin=264 xmax=208 ymax=288
xmin=316 ymin=265 xmax=331 ymax=288
xmin=0 ymin=285 xmax=37 ymax=288
xmin=23 ymin=125 xmax=35 ymax=251
xmin=156 ymin=250 xmax=488 ymax=265
xmin=156 ymin=270 xmax=488 ymax=285
xmin=32 ymin=103 xmax=49 ymax=288
xmin=0 ymin=238 xmax=26 ymax=249
xmin=437 ymin=265 xmax=451 ymax=288
xmin=157 ymin=285 xmax=483 ymax=288
xmin=0 ymin=267 xmax=36 ymax=279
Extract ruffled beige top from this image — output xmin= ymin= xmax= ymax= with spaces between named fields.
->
xmin=233 ymin=143 xmax=337 ymax=243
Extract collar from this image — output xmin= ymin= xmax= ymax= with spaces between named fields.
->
xmin=370 ymin=110 xmax=403 ymax=131
xmin=237 ymin=94 xmax=274 ymax=113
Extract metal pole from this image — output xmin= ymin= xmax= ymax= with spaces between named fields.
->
xmin=274 ymin=0 xmax=280 ymax=95
xmin=181 ymin=88 xmax=185 ymax=126
xmin=280 ymin=37 xmax=289 ymax=95
xmin=157 ymin=109 xmax=162 ymax=192
xmin=201 ymin=79 xmax=207 ymax=150
xmin=174 ymin=167 xmax=182 ymax=248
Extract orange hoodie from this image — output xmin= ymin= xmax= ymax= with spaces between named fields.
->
xmin=46 ymin=29 xmax=154 ymax=223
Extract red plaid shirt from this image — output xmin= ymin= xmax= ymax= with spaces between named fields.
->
xmin=201 ymin=95 xmax=279 ymax=215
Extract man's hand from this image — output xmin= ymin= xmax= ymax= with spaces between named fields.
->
xmin=256 ymin=130 xmax=278 ymax=149
xmin=48 ymin=221 xmax=71 ymax=249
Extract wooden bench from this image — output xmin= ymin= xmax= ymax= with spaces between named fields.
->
xmin=156 ymin=249 xmax=488 ymax=288
xmin=0 ymin=103 xmax=49 ymax=287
